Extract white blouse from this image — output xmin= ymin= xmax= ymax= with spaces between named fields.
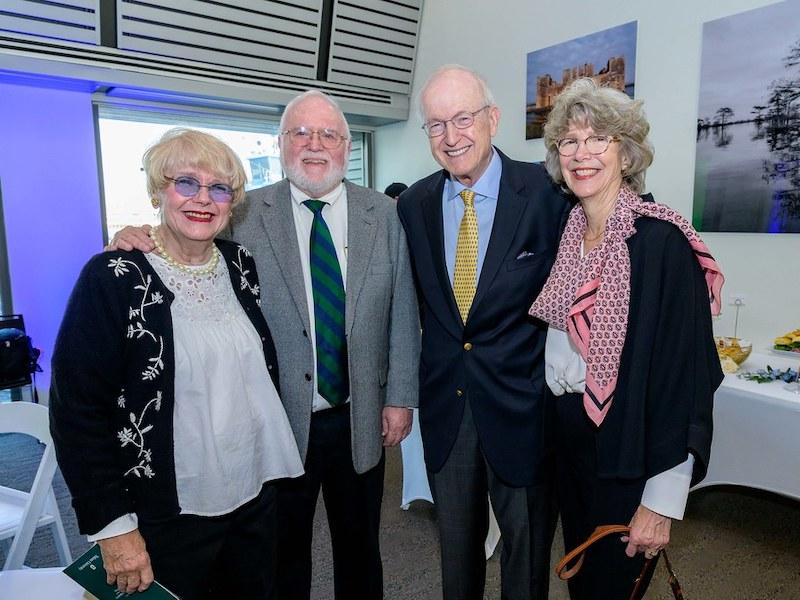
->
xmin=150 ymin=252 xmax=304 ymax=515
xmin=545 ymin=327 xmax=693 ymax=520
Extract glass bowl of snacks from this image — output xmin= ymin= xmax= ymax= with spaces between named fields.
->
xmin=715 ymin=336 xmax=752 ymax=373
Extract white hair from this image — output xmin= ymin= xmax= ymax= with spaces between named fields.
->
xmin=415 ymin=64 xmax=496 ymax=122
xmin=279 ymin=90 xmax=351 ymax=140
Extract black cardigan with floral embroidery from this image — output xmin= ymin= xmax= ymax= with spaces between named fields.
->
xmin=49 ymin=239 xmax=279 ymax=535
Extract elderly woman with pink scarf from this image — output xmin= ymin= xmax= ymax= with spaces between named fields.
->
xmin=529 ymin=78 xmax=724 ymax=600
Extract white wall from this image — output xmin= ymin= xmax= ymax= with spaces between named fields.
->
xmin=375 ymin=0 xmax=800 ymax=350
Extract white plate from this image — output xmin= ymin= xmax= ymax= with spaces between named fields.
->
xmin=767 ymin=347 xmax=800 ymax=359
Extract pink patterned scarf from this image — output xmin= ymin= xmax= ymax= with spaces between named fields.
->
xmin=529 ymin=186 xmax=724 ymax=426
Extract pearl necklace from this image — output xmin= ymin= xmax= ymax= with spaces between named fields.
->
xmin=149 ymin=226 xmax=220 ymax=276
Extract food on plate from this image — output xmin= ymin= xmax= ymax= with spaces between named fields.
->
xmin=773 ymin=329 xmax=800 ymax=352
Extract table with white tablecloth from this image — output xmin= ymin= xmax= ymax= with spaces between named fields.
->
xmin=0 ymin=567 xmax=88 ymax=599
xmin=693 ymin=351 xmax=800 ymax=500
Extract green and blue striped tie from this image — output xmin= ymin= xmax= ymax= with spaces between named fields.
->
xmin=304 ymin=200 xmax=349 ymax=407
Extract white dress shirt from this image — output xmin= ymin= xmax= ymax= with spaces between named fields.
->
xmin=289 ymin=182 xmax=350 ymax=412
xmin=545 ymin=327 xmax=694 ymax=520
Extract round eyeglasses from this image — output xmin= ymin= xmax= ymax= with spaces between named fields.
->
xmin=422 ymin=105 xmax=490 ymax=138
xmin=281 ymin=127 xmax=348 ymax=150
xmin=555 ymin=135 xmax=618 ymax=157
xmin=166 ymin=176 xmax=235 ymax=204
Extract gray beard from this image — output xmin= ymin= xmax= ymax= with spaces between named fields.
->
xmin=283 ymin=162 xmax=348 ymax=198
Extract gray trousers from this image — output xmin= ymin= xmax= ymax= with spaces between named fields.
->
xmin=428 ymin=401 xmax=556 ymax=600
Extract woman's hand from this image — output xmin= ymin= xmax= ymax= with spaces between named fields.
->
xmin=623 ymin=504 xmax=671 ymax=559
xmin=97 ymin=529 xmax=154 ymax=593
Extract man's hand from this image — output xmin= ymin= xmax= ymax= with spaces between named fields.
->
xmin=105 ymin=224 xmax=155 ymax=252
xmin=97 ymin=529 xmax=154 ymax=594
xmin=381 ymin=406 xmax=412 ymax=447
xmin=622 ymin=504 xmax=672 ymax=559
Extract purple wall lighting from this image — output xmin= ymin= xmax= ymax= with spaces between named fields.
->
xmin=0 ymin=77 xmax=104 ymax=393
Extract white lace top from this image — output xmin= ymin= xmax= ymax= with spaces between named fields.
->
xmin=145 ymin=251 xmax=304 ymax=516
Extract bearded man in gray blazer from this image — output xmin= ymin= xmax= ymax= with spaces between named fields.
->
xmin=110 ymin=90 xmax=419 ymax=600
xmin=236 ymin=90 xmax=420 ymax=600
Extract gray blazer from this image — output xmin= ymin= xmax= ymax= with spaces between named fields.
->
xmin=229 ymin=179 xmax=420 ymax=473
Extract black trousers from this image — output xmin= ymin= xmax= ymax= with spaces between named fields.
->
xmin=138 ymin=482 xmax=278 ymax=600
xmin=276 ymin=403 xmax=385 ymax=600
xmin=428 ymin=401 xmax=557 ymax=600
xmin=555 ymin=392 xmax=648 ymax=600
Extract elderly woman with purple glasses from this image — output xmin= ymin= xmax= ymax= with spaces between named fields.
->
xmin=50 ymin=128 xmax=303 ymax=599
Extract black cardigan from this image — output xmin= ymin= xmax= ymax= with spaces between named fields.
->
xmin=50 ymin=240 xmax=279 ymax=535
xmin=593 ymin=217 xmax=723 ymax=485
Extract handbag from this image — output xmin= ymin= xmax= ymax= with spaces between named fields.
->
xmin=555 ymin=524 xmax=685 ymax=600
xmin=0 ymin=327 xmax=42 ymax=399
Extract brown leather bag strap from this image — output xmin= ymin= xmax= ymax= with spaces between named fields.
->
xmin=555 ymin=524 xmax=631 ymax=580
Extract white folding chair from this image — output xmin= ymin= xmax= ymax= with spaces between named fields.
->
xmin=0 ymin=402 xmax=72 ymax=570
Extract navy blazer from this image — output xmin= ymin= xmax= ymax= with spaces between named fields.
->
xmin=398 ymin=149 xmax=571 ymax=486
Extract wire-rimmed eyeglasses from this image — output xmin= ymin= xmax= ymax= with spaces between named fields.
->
xmin=555 ymin=135 xmax=618 ymax=157
xmin=422 ymin=105 xmax=490 ymax=138
xmin=281 ymin=127 xmax=349 ymax=150
xmin=166 ymin=176 xmax=235 ymax=204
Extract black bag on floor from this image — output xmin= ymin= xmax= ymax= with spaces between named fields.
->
xmin=0 ymin=327 xmax=42 ymax=388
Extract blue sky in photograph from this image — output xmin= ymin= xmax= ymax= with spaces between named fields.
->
xmin=525 ymin=21 xmax=637 ymax=105
xmin=697 ymin=0 xmax=800 ymax=122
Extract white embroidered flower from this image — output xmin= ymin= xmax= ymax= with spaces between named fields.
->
xmin=117 ymin=427 xmax=135 ymax=446
xmin=150 ymin=291 xmax=164 ymax=304
xmin=128 ymin=308 xmax=140 ymax=319
xmin=120 ymin=391 xmax=161 ymax=478
xmin=108 ymin=258 xmax=129 ymax=277
xmin=117 ymin=393 xmax=126 ymax=408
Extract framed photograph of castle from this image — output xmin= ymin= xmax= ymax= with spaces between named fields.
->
xmin=693 ymin=1 xmax=800 ymax=233
xmin=525 ymin=22 xmax=637 ymax=140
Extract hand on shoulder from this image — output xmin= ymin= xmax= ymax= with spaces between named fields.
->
xmin=105 ymin=225 xmax=155 ymax=253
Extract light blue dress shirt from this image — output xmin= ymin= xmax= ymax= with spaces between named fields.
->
xmin=442 ymin=149 xmax=502 ymax=284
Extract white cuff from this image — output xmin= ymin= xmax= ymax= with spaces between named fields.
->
xmin=641 ymin=454 xmax=694 ymax=520
xmin=86 ymin=513 xmax=139 ymax=542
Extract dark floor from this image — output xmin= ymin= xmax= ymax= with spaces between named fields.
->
xmin=2 ymin=433 xmax=800 ymax=599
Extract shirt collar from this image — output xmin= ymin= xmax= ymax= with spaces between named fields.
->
xmin=290 ymin=181 xmax=345 ymax=207
xmin=445 ymin=148 xmax=502 ymax=203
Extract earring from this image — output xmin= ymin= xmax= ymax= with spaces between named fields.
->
xmin=151 ymin=197 xmax=161 ymax=209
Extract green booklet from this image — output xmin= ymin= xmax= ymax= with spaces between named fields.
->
xmin=63 ymin=544 xmax=179 ymax=599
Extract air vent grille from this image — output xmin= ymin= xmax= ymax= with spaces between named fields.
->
xmin=0 ymin=0 xmax=100 ymax=45
xmin=328 ymin=0 xmax=421 ymax=94
xmin=117 ymin=0 xmax=322 ymax=80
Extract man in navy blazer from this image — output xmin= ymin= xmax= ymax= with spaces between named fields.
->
xmin=397 ymin=65 xmax=570 ymax=600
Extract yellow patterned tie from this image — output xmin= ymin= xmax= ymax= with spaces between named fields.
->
xmin=453 ymin=189 xmax=478 ymax=323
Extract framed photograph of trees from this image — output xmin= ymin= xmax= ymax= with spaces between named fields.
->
xmin=693 ymin=1 xmax=800 ymax=233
